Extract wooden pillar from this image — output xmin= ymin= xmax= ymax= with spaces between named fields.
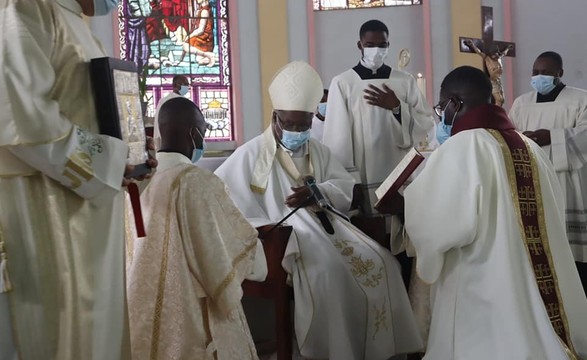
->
xmin=451 ymin=0 xmax=483 ymax=69
xmin=257 ymin=0 xmax=290 ymax=128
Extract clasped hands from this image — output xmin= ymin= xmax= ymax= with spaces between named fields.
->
xmin=363 ymin=84 xmax=400 ymax=111
xmin=285 ymin=186 xmax=314 ymax=208
xmin=523 ymin=129 xmax=551 ymax=147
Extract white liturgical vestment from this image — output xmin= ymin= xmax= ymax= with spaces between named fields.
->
xmin=127 ymin=153 xmax=261 ymax=360
xmin=323 ymin=64 xmax=434 ymax=216
xmin=510 ymin=86 xmax=587 ymax=261
xmin=0 ymin=1 xmax=130 ymax=359
xmin=215 ymin=129 xmax=422 ymax=360
xmin=405 ymin=118 xmax=587 ymax=359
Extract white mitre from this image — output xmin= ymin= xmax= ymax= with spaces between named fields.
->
xmin=268 ymin=61 xmax=324 ymax=112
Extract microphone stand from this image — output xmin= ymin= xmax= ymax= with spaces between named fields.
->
xmin=324 ymin=204 xmax=350 ymax=223
xmin=269 ymin=195 xmax=314 ymax=232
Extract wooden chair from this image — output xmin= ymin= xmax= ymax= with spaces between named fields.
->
xmin=243 ymin=225 xmax=294 ymax=360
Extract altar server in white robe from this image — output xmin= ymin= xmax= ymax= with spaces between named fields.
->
xmin=322 ymin=20 xmax=433 ymax=231
xmin=215 ymin=61 xmax=422 ymax=360
xmin=127 ymin=98 xmax=264 ymax=360
xmin=153 ymin=75 xmax=190 ymax=149
xmin=405 ymin=66 xmax=587 ymax=360
xmin=0 ymin=0 xmax=157 ymax=359
xmin=509 ymin=51 xmax=587 ymax=293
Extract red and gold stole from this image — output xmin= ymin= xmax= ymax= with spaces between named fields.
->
xmin=453 ymin=104 xmax=577 ymax=358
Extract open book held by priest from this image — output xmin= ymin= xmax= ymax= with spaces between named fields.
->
xmin=374 ymin=148 xmax=425 ymax=214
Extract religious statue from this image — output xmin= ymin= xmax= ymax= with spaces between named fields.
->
xmin=397 ymin=48 xmax=410 ymax=70
xmin=464 ymin=39 xmax=512 ymax=107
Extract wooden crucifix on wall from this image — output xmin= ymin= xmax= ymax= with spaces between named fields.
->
xmin=459 ymin=6 xmax=516 ymax=107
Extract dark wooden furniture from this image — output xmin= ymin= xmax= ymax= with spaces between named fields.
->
xmin=243 ymin=225 xmax=294 ymax=360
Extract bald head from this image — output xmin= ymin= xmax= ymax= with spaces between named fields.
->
xmin=159 ymin=98 xmax=207 ymax=157
xmin=440 ymin=66 xmax=493 ymax=106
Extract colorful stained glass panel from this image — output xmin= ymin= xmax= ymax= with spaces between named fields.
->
xmin=314 ymin=0 xmax=421 ymax=10
xmin=119 ymin=0 xmax=233 ymax=141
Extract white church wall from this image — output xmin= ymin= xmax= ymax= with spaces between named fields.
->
xmin=428 ymin=0 xmax=451 ymax=106
xmin=91 ymin=14 xmax=115 ymax=56
xmin=232 ymin=0 xmax=264 ymax=142
xmin=313 ymin=5 xmax=426 ymax=89
xmin=288 ymin=0 xmax=311 ymax=63
xmin=511 ymin=0 xmax=587 ymax=98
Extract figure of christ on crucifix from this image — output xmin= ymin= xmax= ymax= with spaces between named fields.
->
xmin=459 ymin=6 xmax=516 ymax=107
xmin=464 ymin=39 xmax=512 ymax=107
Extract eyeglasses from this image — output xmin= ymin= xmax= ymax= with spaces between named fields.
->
xmin=276 ymin=116 xmax=311 ymax=132
xmin=433 ymin=100 xmax=452 ymax=118
xmin=433 ymin=98 xmax=464 ymax=118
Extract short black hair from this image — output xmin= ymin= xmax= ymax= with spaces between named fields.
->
xmin=441 ymin=66 xmax=492 ymax=104
xmin=172 ymin=75 xmax=189 ymax=87
xmin=359 ymin=20 xmax=388 ymax=38
xmin=536 ymin=51 xmax=563 ymax=70
xmin=159 ymin=97 xmax=206 ymax=134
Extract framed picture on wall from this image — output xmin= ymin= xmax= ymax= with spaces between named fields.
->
xmin=90 ymin=57 xmax=150 ymax=178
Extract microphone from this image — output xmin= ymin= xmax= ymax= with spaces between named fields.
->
xmin=303 ymin=176 xmax=335 ymax=235
xmin=304 ymin=175 xmax=350 ymax=224
xmin=303 ymin=176 xmax=330 ymax=209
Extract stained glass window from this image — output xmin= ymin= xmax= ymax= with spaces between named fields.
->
xmin=118 ymin=0 xmax=233 ymax=141
xmin=314 ymin=0 xmax=421 ymax=11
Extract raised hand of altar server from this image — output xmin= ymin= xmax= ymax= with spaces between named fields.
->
xmin=122 ymin=136 xmax=158 ymax=186
xmin=363 ymin=84 xmax=400 ymax=110
xmin=285 ymin=185 xmax=313 ymax=208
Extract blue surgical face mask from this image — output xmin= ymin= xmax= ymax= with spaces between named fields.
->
xmin=179 ymin=85 xmax=189 ymax=96
xmin=281 ymin=129 xmax=311 ymax=150
xmin=276 ymin=118 xmax=311 ymax=150
xmin=317 ymin=103 xmax=327 ymax=117
xmin=93 ymin=0 xmax=119 ymax=16
xmin=435 ymin=113 xmax=452 ymax=145
xmin=531 ymin=75 xmax=557 ymax=95
xmin=190 ymin=130 xmax=206 ymax=163
xmin=435 ymin=99 xmax=461 ymax=145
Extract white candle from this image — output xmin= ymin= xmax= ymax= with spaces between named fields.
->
xmin=416 ymin=73 xmax=426 ymax=100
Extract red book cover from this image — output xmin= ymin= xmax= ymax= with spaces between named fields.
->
xmin=374 ymin=148 xmax=424 ymax=213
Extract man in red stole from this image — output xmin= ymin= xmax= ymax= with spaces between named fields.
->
xmin=404 ymin=66 xmax=587 ymax=360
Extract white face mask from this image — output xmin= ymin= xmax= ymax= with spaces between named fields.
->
xmin=362 ymin=47 xmax=388 ymax=70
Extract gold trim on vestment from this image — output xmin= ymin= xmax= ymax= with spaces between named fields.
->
xmin=249 ymin=184 xmax=266 ymax=194
xmin=149 ymin=166 xmax=193 ymax=360
xmin=212 ymin=241 xmax=257 ymax=301
xmin=275 ymin=145 xmax=314 ymax=184
xmin=527 ymin=138 xmax=578 ymax=359
xmin=0 ymin=125 xmax=73 ymax=149
xmin=345 ymin=224 xmax=394 ymax=354
xmin=487 ymin=129 xmax=578 ymax=358
xmin=0 ymin=171 xmax=40 ymax=179
xmin=290 ymin=230 xmax=317 ymax=351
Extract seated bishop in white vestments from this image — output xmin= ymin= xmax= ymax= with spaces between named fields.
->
xmin=127 ymin=98 xmax=264 ymax=360
xmin=0 ymin=1 xmax=143 ymax=359
xmin=405 ymin=66 xmax=587 ymax=360
xmin=215 ymin=61 xmax=422 ymax=360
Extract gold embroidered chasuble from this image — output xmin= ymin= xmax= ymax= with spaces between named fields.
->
xmin=126 ymin=157 xmax=259 ymax=360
